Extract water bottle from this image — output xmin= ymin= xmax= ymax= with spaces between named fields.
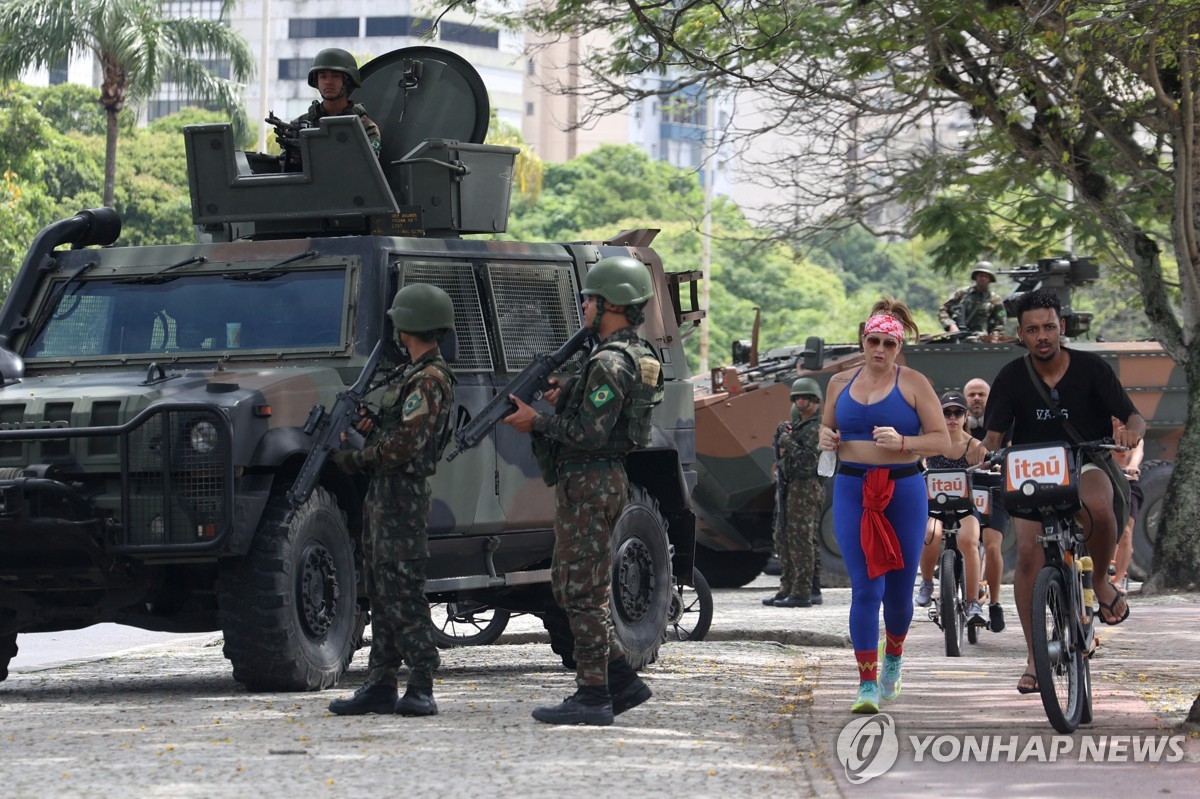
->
xmin=1079 ymin=556 xmax=1095 ymax=626
xmin=817 ymin=449 xmax=837 ymax=478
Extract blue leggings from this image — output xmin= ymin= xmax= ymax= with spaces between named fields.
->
xmin=833 ymin=465 xmax=929 ymax=652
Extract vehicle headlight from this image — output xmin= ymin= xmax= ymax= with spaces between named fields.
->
xmin=190 ymin=420 xmax=219 ymax=454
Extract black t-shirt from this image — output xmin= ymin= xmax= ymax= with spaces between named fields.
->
xmin=985 ymin=349 xmax=1137 ymax=445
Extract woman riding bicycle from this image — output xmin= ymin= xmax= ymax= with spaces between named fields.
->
xmin=912 ymin=392 xmax=989 ymax=626
xmin=819 ymin=297 xmax=950 ymax=713
xmin=968 ymin=290 xmax=1144 ymax=695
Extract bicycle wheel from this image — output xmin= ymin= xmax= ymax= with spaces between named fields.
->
xmin=1079 ymin=654 xmax=1093 ymax=725
xmin=1031 ymin=567 xmax=1084 ymax=733
xmin=665 ymin=567 xmax=714 ymax=641
xmin=939 ymin=548 xmax=963 ymax=657
xmin=431 ymin=601 xmax=511 ymax=648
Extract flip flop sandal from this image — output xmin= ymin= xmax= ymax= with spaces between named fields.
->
xmin=1016 ymin=672 xmax=1039 ymax=694
xmin=1097 ymin=596 xmax=1130 ymax=626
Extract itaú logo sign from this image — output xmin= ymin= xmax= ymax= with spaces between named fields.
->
xmin=1005 ymin=446 xmax=1070 ymax=491
xmin=926 ymin=471 xmax=968 ymax=501
xmin=0 ymin=420 xmax=70 ymax=431
xmin=972 ymin=488 xmax=991 ymax=515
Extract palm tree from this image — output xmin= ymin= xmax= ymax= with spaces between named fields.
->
xmin=0 ymin=0 xmax=254 ymax=207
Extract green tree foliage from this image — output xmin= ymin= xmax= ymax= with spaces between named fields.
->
xmin=0 ymin=0 xmax=255 ymax=207
xmin=445 ymin=0 xmax=1200 ymax=591
xmin=0 ymin=83 xmax=228 ymax=281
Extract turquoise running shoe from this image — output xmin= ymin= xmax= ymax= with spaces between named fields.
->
xmin=880 ymin=654 xmax=902 ymax=700
xmin=851 ymin=680 xmax=881 ymax=714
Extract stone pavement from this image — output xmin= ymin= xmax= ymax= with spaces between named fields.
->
xmin=723 ymin=576 xmax=1200 ymax=796
xmin=1 ymin=575 xmax=1196 ymax=798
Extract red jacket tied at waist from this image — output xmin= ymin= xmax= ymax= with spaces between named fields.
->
xmin=861 ymin=467 xmax=904 ymax=579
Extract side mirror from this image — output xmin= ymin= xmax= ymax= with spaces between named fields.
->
xmin=802 ymin=336 xmax=824 ymax=371
xmin=0 ymin=346 xmax=25 ymax=383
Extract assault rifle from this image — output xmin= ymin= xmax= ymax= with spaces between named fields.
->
xmin=286 ymin=339 xmax=387 ymax=516
xmin=445 ymin=326 xmax=594 ymax=462
xmin=266 ymin=111 xmax=307 ymax=171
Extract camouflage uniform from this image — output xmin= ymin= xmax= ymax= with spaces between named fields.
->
xmin=347 ymin=348 xmax=454 ymax=690
xmin=773 ymin=415 xmax=823 ymax=598
xmin=938 ymin=286 xmax=1006 ymax=336
xmin=293 ymin=100 xmax=382 ymax=158
xmin=531 ymin=326 xmax=663 ymax=687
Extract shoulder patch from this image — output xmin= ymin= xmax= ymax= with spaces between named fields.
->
xmin=589 ymin=384 xmax=615 ymax=408
xmin=402 ymin=391 xmax=426 ymax=421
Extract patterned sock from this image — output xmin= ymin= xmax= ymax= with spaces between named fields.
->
xmin=855 ymin=649 xmax=879 ymax=682
xmin=885 ymin=632 xmax=906 ymax=657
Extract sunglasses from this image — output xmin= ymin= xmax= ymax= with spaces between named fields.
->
xmin=943 ymin=408 xmax=966 ymax=419
xmin=863 ymin=335 xmax=900 ymax=350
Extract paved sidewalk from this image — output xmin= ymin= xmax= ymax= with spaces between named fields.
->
xmin=785 ymin=584 xmax=1200 ymax=796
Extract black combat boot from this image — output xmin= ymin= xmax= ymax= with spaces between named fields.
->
xmin=395 ymin=684 xmax=438 ymax=717
xmin=810 ymin=588 xmax=824 ymax=605
xmin=762 ymin=591 xmax=786 ymax=606
xmin=607 ymin=657 xmax=652 ymax=715
xmin=327 ymin=681 xmax=398 ymax=715
xmin=774 ymin=594 xmax=812 ymax=608
xmin=531 ymin=685 xmax=614 ymax=726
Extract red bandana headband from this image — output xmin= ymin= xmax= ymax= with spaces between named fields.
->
xmin=864 ymin=314 xmax=905 ymax=340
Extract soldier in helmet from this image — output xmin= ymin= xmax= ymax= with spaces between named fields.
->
xmin=763 ymin=377 xmax=825 ymax=609
xmin=326 ymin=283 xmax=456 ymax=717
xmin=938 ymin=261 xmax=1007 ymax=338
xmin=503 ymin=255 xmax=665 ymax=727
xmin=291 ymin=47 xmax=381 ymax=158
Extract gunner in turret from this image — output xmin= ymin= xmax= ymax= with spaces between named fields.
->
xmin=291 ymin=48 xmax=381 ymax=158
xmin=939 ymin=261 xmax=1007 ymax=338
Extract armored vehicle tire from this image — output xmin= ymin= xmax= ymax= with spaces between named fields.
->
xmin=694 ymin=547 xmax=770 ymax=588
xmin=218 ymin=488 xmax=363 ymax=691
xmin=431 ymin=602 xmax=511 ymax=648
xmin=1129 ymin=461 xmax=1172 ymax=580
xmin=610 ymin=485 xmax=673 ymax=669
xmin=0 ymin=633 xmax=15 ymax=682
xmin=539 ymin=485 xmax=674 ymax=670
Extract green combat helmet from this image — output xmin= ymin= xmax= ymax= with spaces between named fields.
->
xmin=388 ymin=283 xmax=455 ymax=334
xmin=308 ymin=48 xmax=362 ymax=91
xmin=582 ymin=256 xmax=655 ymax=305
xmin=790 ymin=377 xmax=822 ymax=401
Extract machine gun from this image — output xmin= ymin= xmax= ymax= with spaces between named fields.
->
xmin=998 ymin=255 xmax=1098 ymax=337
xmin=445 ymin=326 xmax=594 ymax=462
xmin=286 ymin=339 xmax=387 ymax=516
xmin=266 ymin=111 xmax=308 ymax=172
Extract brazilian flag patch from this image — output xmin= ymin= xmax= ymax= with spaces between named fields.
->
xmin=589 ymin=384 xmax=614 ymax=408
xmin=402 ymin=392 xmax=424 ymax=420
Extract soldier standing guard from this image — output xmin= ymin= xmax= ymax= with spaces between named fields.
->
xmin=763 ymin=378 xmax=825 ymax=608
xmin=503 ymin=256 xmax=665 ymax=727
xmin=326 ymin=283 xmax=457 ymax=716
xmin=938 ymin=261 xmax=1007 ymax=338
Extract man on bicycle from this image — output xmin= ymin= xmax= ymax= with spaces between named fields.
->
xmin=970 ymin=290 xmax=1144 ymax=694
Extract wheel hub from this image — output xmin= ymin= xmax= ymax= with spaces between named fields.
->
xmin=615 ymin=537 xmax=655 ymax=622
xmin=298 ymin=541 xmax=340 ymax=638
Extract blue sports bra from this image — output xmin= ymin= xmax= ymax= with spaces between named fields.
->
xmin=835 ymin=367 xmax=922 ymax=441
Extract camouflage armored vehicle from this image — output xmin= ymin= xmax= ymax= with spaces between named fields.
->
xmin=692 ymin=256 xmax=1184 ymax=587
xmin=0 ymin=47 xmax=699 ymax=689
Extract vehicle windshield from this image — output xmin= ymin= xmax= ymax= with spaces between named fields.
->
xmin=25 ymin=269 xmax=348 ymax=359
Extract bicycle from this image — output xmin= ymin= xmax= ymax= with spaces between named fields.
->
xmin=925 ymin=467 xmax=985 ymax=656
xmin=1000 ymin=438 xmax=1120 ymax=733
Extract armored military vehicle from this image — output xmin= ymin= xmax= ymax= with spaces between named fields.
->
xmin=0 ymin=47 xmax=700 ymax=689
xmin=692 ymin=256 xmax=1184 ymax=587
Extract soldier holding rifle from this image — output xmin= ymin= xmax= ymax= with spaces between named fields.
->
xmin=503 ymin=256 xmax=665 ymax=727
xmin=325 ymin=284 xmax=456 ymax=717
